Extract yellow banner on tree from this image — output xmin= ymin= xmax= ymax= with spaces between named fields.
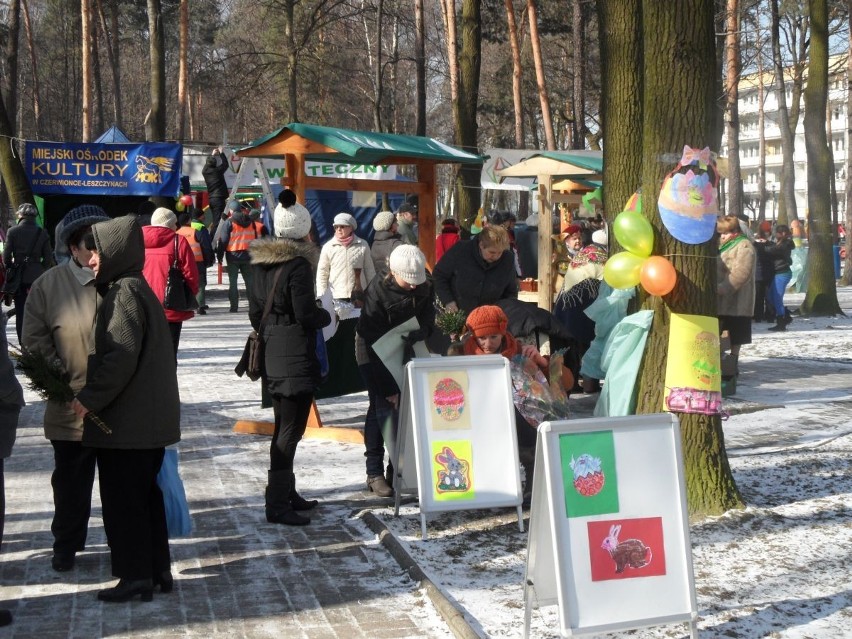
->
xmin=662 ymin=313 xmax=721 ymax=412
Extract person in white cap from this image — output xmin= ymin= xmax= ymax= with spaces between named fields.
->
xmin=369 ymin=210 xmax=402 ymax=277
xmin=355 ymin=245 xmax=434 ymax=497
xmin=142 ymin=207 xmax=199 ymax=357
xmin=248 ymin=198 xmax=332 ymax=526
xmin=315 ymin=212 xmax=375 ymax=303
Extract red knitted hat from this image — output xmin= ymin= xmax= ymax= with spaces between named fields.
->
xmin=465 ymin=305 xmax=508 ymax=337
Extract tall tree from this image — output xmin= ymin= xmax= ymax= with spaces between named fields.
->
xmin=4 ymin=0 xmax=21 ymax=127
xmin=454 ymin=0 xmax=482 ymax=227
xmin=504 ymin=0 xmax=524 ymax=147
xmin=801 ymin=0 xmax=841 ymax=314
xmin=844 ymin=0 xmax=852 ymax=286
xmin=0 ymin=87 xmax=34 ymax=215
xmin=769 ymin=0 xmax=799 ymax=225
xmin=635 ymin=0 xmax=744 ymax=516
xmin=724 ymin=0 xmax=742 ymax=218
xmin=145 ymin=0 xmax=166 ymax=140
xmin=414 ymin=0 xmax=426 ymax=136
xmin=95 ymin=0 xmax=122 ymax=129
xmin=177 ymin=0 xmax=189 ymax=140
xmin=596 ymin=0 xmax=643 ymax=222
xmin=527 ymin=0 xmax=555 ymax=150
xmin=81 ymin=0 xmax=93 ymax=141
xmin=21 ymin=0 xmax=41 ymax=136
xmin=571 ymin=0 xmax=587 ymax=150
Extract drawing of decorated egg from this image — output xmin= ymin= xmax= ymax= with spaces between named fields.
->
xmin=570 ymin=453 xmax=605 ymax=497
xmin=433 ymin=377 xmax=465 ymax=421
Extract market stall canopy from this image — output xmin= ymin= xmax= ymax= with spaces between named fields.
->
xmin=496 ymin=150 xmax=603 ymax=181
xmin=236 ymin=122 xmax=483 ymax=166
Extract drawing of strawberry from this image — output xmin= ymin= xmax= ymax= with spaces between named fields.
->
xmin=569 ymin=454 xmax=605 ymax=497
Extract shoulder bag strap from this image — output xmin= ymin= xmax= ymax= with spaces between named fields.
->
xmin=260 ymin=265 xmax=285 ymax=327
xmin=19 ymin=228 xmax=42 ymax=264
xmin=172 ymin=234 xmax=181 ymax=268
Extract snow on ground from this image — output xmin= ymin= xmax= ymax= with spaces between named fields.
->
xmin=340 ymin=287 xmax=852 ymax=638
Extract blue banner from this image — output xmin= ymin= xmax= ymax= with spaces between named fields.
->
xmin=24 ymin=141 xmax=183 ymax=196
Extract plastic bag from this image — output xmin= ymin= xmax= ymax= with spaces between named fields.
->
xmin=157 ymin=448 xmax=192 ymax=538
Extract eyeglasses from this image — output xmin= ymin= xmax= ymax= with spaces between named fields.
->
xmin=333 ymin=225 xmax=349 ymax=230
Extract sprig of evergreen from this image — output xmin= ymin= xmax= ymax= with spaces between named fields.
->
xmin=434 ymin=301 xmax=468 ymax=337
xmin=11 ymin=349 xmax=112 ymax=435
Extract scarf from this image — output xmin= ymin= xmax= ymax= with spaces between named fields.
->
xmin=336 ymin=233 xmax=355 ymax=248
xmin=719 ymin=233 xmax=746 ymax=253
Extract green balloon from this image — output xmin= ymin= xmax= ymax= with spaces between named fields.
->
xmin=613 ymin=210 xmax=654 ymax=257
xmin=603 ymin=251 xmax=646 ymax=289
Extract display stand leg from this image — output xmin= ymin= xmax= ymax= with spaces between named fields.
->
xmin=393 ymin=484 xmax=401 ymax=517
xmin=517 ymin=505 xmax=525 ymax=532
xmin=522 ymin=583 xmax=533 ymax=639
xmin=689 ymin=620 xmax=699 ymax=638
xmin=420 ymin=513 xmax=428 ymax=540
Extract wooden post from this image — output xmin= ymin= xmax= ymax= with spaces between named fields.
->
xmin=537 ymin=175 xmax=554 ymax=310
xmin=417 ymin=162 xmax=437 ymax=268
xmin=284 ymin=153 xmax=307 ymax=204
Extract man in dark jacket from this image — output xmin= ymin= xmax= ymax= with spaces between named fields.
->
xmin=71 ymin=216 xmax=179 ymax=602
xmin=2 ymin=203 xmax=56 ymax=340
xmin=202 ymin=148 xmax=230 ymax=223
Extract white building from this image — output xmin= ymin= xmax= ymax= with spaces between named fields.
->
xmin=727 ymin=57 xmax=848 ymax=223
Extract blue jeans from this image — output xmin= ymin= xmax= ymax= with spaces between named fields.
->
xmin=358 ymin=363 xmax=397 ymax=477
xmin=768 ymin=271 xmax=792 ymax=317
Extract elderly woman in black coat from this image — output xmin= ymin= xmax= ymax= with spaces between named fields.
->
xmin=71 ymin=216 xmax=180 ymax=603
xmin=248 ymin=200 xmax=331 ymax=526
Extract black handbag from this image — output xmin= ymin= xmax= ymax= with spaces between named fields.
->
xmin=235 ymin=265 xmax=284 ymax=381
xmin=1 ymin=231 xmax=42 ymax=296
xmin=163 ymin=235 xmax=198 ymax=312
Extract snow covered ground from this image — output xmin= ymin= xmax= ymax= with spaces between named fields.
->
xmin=4 ymin=273 xmax=851 ymax=638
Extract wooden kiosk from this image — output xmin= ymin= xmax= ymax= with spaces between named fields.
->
xmin=230 ymin=123 xmax=483 ymax=439
xmin=496 ymin=151 xmax=603 ymax=311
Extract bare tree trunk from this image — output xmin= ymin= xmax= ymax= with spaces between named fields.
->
xmin=770 ymin=0 xmax=798 ymax=225
xmin=284 ymin=0 xmax=298 ymax=122
xmin=177 ymin=0 xmax=189 ymax=140
xmin=95 ymin=0 xmax=122 ymax=129
xmin=801 ymin=0 xmax=841 ymax=315
xmin=145 ymin=0 xmax=166 ymax=141
xmin=757 ymin=25 xmax=767 ymax=223
xmin=92 ymin=18 xmax=105 ymax=134
xmin=0 ymin=88 xmax=33 ymax=213
xmin=596 ymin=0 xmax=643 ymax=224
xmin=724 ymin=0 xmax=742 ymax=218
xmin=415 ymin=0 xmax=426 ymax=136
xmin=454 ymin=0 xmax=481 ymax=227
xmin=571 ymin=0 xmax=586 ymax=150
xmin=527 ymin=0 xmax=555 ymax=150
xmin=4 ymin=0 xmax=21 ymax=130
xmin=373 ymin=0 xmax=385 ymax=131
xmin=81 ymin=0 xmax=93 ymax=141
xmin=505 ymin=0 xmax=524 ymax=147
xmin=844 ymin=0 xmax=852 ymax=285
xmin=21 ymin=0 xmax=41 ymax=136
xmin=440 ymin=0 xmax=460 ymax=110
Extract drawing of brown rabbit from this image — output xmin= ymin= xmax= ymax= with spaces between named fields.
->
xmin=601 ymin=524 xmax=652 ymax=573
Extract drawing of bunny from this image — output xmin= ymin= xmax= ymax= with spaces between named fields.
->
xmin=601 ymin=524 xmax=652 ymax=573
xmin=435 ymin=446 xmax=469 ymax=492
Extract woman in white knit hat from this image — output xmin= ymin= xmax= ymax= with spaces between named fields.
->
xmin=248 ymin=198 xmax=331 ymax=526
xmin=369 ymin=210 xmax=403 ymax=278
xmin=355 ymin=245 xmax=434 ymax=497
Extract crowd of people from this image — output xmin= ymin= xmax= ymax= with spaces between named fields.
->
xmin=0 ymin=177 xmax=808 ymax=625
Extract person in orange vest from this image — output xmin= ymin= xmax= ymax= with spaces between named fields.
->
xmin=177 ymin=208 xmax=215 ymax=314
xmin=217 ymin=200 xmax=259 ymax=312
xmin=249 ymin=207 xmax=269 ymax=239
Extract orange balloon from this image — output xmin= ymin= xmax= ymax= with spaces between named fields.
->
xmin=640 ymin=256 xmax=677 ymax=296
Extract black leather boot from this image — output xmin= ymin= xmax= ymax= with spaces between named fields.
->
xmin=767 ymin=316 xmax=786 ymax=332
xmin=97 ymin=578 xmax=154 ymax=602
xmin=289 ymin=473 xmax=318 ymax=511
xmin=266 ymin=471 xmax=310 ymax=525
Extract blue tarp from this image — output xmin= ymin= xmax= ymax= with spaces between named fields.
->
xmin=94 ymin=125 xmax=131 ymax=144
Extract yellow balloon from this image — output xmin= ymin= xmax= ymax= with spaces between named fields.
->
xmin=603 ymin=251 xmax=646 ymax=289
xmin=613 ymin=210 xmax=654 ymax=257
xmin=175 ymin=201 xmax=185 ymax=212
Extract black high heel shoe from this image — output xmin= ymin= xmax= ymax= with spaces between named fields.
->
xmin=97 ymin=578 xmax=154 ymax=602
xmin=154 ymin=571 xmax=174 ymax=593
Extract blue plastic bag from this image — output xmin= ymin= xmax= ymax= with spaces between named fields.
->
xmin=157 ymin=448 xmax=192 ymax=538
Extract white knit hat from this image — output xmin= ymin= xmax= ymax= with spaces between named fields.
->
xmin=592 ymin=228 xmax=608 ymax=246
xmin=151 ymin=207 xmax=177 ymax=230
xmin=333 ymin=213 xmax=357 ymax=229
xmin=388 ymin=245 xmax=426 ymax=286
xmin=373 ymin=211 xmax=396 ymax=232
xmin=274 ymin=202 xmax=312 ymax=239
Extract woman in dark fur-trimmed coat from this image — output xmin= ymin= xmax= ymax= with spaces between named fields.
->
xmin=248 ymin=201 xmax=330 ymax=526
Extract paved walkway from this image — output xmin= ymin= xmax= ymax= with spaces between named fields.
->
xmin=0 ymin=289 xmax=449 ymax=638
